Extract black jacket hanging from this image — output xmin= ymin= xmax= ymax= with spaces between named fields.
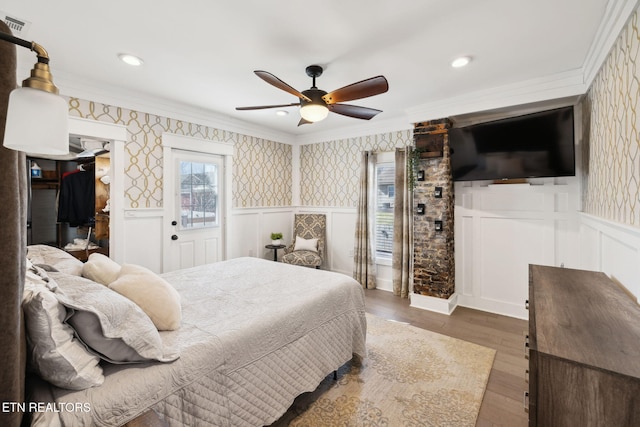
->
xmin=57 ymin=168 xmax=95 ymax=227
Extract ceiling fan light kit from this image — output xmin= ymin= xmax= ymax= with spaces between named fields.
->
xmin=236 ymin=64 xmax=388 ymax=126
xmin=300 ymin=103 xmax=329 ymax=122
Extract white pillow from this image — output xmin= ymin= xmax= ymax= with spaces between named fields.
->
xmin=51 ymin=272 xmax=179 ymax=364
xmin=109 ymin=264 xmax=182 ymax=331
xmin=23 ymin=268 xmax=104 ymax=390
xmin=294 ymin=235 xmax=318 ymax=252
xmin=82 ymin=253 xmax=121 ymax=285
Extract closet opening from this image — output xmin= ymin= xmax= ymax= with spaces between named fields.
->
xmin=27 ymin=136 xmax=111 ymax=261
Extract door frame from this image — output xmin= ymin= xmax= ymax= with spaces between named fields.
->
xmin=162 ymin=133 xmax=233 ymax=272
xmin=69 ymin=117 xmax=127 ymax=263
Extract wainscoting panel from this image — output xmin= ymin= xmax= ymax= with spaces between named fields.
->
xmin=478 ymin=217 xmax=549 ymax=304
xmin=328 ymin=210 xmax=357 ymax=276
xmin=455 ymin=179 xmax=582 ymax=319
xmin=230 ymin=211 xmax=260 ymax=258
xmin=230 ymin=208 xmax=293 ymax=260
xmin=122 ymin=209 xmax=164 ymax=273
xmin=457 ymin=215 xmax=475 ymax=298
xmin=119 ymin=205 xmax=391 ymax=289
xmin=579 ymin=213 xmax=640 ymax=301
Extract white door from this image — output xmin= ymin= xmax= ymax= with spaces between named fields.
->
xmin=166 ymin=150 xmax=224 ymax=272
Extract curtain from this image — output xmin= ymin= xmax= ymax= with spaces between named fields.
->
xmin=353 ymin=151 xmax=376 ymax=289
xmin=392 ymin=148 xmax=412 ymax=298
xmin=0 ymin=21 xmax=28 ymax=427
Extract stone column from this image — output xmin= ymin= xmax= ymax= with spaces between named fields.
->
xmin=412 ymin=119 xmax=455 ymax=299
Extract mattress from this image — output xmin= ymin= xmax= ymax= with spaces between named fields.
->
xmin=29 ymin=257 xmax=367 ymax=426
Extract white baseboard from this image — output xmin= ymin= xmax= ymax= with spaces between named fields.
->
xmin=409 ymin=292 xmax=459 ymax=315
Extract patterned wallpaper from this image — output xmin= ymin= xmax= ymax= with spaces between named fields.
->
xmin=67 ymin=98 xmax=292 ymax=208
xmin=300 ymin=130 xmax=412 ymax=207
xmin=583 ymin=8 xmax=640 ymax=227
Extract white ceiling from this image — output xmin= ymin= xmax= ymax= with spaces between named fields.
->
xmin=1 ymin=0 xmax=632 ymax=142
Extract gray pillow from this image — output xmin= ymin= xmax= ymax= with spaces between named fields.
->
xmin=22 ymin=262 xmax=104 ymax=390
xmin=27 ymin=244 xmax=84 ymax=276
xmin=50 ymin=272 xmax=179 ymax=364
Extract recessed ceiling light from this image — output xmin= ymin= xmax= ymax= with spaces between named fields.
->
xmin=275 ymin=110 xmax=289 ymax=116
xmin=118 ymin=53 xmax=144 ymax=67
xmin=451 ymin=56 xmax=471 ymax=68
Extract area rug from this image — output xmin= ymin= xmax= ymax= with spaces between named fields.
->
xmin=273 ymin=313 xmax=496 ymax=427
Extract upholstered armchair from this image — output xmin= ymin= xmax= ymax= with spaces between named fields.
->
xmin=282 ymin=214 xmax=326 ymax=269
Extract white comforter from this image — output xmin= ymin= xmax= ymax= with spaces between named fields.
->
xmin=30 ymin=257 xmax=367 ymax=426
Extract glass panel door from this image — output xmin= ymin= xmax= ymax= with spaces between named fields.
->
xmin=178 ymin=160 xmax=219 ymax=230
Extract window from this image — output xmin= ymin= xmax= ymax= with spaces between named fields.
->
xmin=179 ymin=160 xmax=219 ymax=229
xmin=374 ymin=153 xmax=395 ymax=259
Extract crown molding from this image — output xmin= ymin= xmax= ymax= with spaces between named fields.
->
xmin=405 ymin=69 xmax=586 ymax=123
xmin=582 ymin=0 xmax=640 ymax=88
xmin=15 ymin=60 xmax=297 ymax=145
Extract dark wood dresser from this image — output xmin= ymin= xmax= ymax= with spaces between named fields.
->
xmin=527 ymin=264 xmax=640 ymax=426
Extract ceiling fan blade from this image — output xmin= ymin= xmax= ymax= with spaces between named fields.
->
xmin=328 ymin=103 xmax=383 ymax=120
xmin=254 ymin=70 xmax=312 ymax=102
xmin=322 ymin=76 xmax=388 ymax=104
xmin=297 ymin=118 xmax=312 ymax=126
xmin=236 ymin=103 xmax=299 ymax=111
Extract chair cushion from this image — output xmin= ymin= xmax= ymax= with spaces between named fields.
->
xmin=281 ymin=250 xmax=322 ymax=267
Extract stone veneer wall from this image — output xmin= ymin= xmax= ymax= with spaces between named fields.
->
xmin=412 ymin=119 xmax=455 ymax=298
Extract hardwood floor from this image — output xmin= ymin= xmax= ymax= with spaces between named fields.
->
xmin=364 ymin=289 xmax=529 ymax=427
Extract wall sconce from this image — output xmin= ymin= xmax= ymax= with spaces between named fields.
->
xmin=434 ymin=220 xmax=443 ymax=232
xmin=434 ymin=186 xmax=442 ymax=198
xmin=0 ymin=30 xmax=69 ymax=155
xmin=416 ymin=203 xmax=425 ymax=215
xmin=417 ymin=170 xmax=425 ymax=181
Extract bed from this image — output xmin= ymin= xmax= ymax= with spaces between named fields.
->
xmin=22 ymin=246 xmax=367 ymax=427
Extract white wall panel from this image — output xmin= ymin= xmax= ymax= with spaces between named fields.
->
xmin=122 ymin=209 xmax=164 ymax=273
xmin=455 ymin=178 xmax=581 ymax=319
xmin=579 ymin=222 xmax=601 ymax=270
xmin=580 ymin=213 xmax=640 ymax=301
xmin=459 ymin=216 xmax=474 ymax=297
xmin=479 ymin=190 xmax=546 ymax=211
xmin=602 ymin=235 xmax=637 ymax=295
xmin=230 ymin=211 xmax=261 ymax=258
xmin=120 ymin=206 xmax=388 ymax=288
xmin=229 ymin=208 xmax=293 ymax=260
xmin=479 ymin=217 xmax=547 ymax=305
xmin=329 ymin=211 xmax=357 ymax=276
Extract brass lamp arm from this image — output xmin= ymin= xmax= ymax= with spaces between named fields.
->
xmin=0 ymin=31 xmax=58 ymax=94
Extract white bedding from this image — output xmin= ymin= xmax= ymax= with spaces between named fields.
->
xmin=29 ymin=257 xmax=367 ymax=426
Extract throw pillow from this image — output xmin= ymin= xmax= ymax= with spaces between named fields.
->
xmin=27 ymin=244 xmax=84 ymax=276
xmin=109 ymin=264 xmax=182 ymax=331
xmin=50 ymin=272 xmax=179 ymax=364
xmin=293 ymin=235 xmax=318 ymax=252
xmin=23 ymin=267 xmax=104 ymax=390
xmin=82 ymin=253 xmax=121 ymax=286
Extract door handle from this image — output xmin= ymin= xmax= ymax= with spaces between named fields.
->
xmin=171 ymin=235 xmax=178 ymax=240
xmin=171 ymin=220 xmax=177 ymax=226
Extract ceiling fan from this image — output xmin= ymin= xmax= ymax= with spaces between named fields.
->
xmin=236 ymin=65 xmax=389 ymax=126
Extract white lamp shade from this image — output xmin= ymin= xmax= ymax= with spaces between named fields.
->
xmin=3 ymin=87 xmax=69 ymax=155
xmin=300 ymin=104 xmax=329 ymax=122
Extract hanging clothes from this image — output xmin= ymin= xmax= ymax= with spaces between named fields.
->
xmin=57 ymin=164 xmax=95 ymax=227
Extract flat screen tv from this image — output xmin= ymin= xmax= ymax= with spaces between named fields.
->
xmin=449 ymin=106 xmax=575 ymax=181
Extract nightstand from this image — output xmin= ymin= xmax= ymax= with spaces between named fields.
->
xmin=265 ymin=244 xmax=286 ymax=261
